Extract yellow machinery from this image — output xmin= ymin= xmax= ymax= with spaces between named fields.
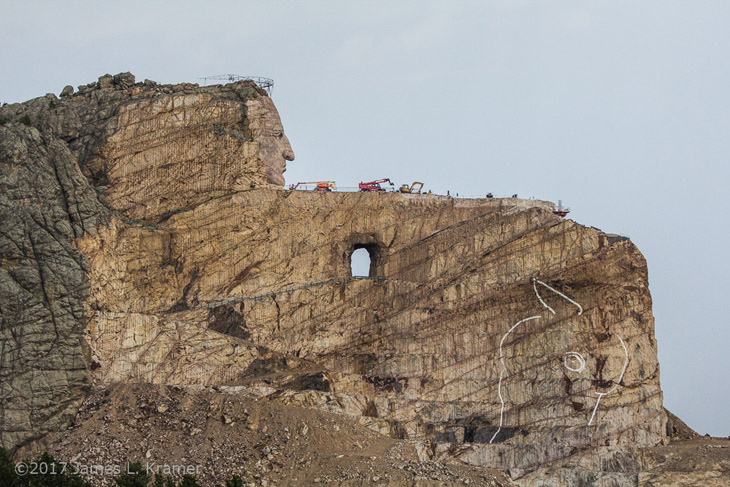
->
xmin=399 ymin=181 xmax=424 ymax=194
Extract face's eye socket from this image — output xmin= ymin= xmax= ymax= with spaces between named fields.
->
xmin=564 ymin=352 xmax=586 ymax=373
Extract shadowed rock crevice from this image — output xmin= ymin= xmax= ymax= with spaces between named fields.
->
xmin=207 ymin=305 xmax=250 ymax=340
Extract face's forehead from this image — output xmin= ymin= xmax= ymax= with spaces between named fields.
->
xmin=245 ymin=97 xmax=284 ymax=137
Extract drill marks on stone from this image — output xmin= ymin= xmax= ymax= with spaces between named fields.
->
xmin=533 ymin=278 xmax=555 ymax=315
xmin=588 ymin=334 xmax=629 ymax=426
xmin=190 ymin=275 xmax=387 ymax=310
xmin=588 ymin=395 xmax=605 ymax=427
xmin=492 ymin=279 xmax=596 ymax=442
xmin=610 ymin=335 xmax=629 ymax=395
xmin=532 ymin=278 xmax=629 ymax=426
xmin=490 ymin=315 xmax=542 ymax=444
xmin=564 ymin=352 xmax=586 ymax=373
xmin=532 ymin=278 xmax=583 ymax=315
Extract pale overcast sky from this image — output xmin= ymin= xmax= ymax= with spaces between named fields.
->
xmin=2 ymin=0 xmax=729 ymax=436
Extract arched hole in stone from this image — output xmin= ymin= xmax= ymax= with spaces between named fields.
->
xmin=350 ymin=248 xmax=371 ymax=277
xmin=349 ymin=243 xmax=379 ymax=277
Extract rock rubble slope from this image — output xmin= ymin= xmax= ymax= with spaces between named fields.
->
xmin=3 ymin=73 xmax=720 ymax=486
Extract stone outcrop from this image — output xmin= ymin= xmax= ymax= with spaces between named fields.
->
xmin=638 ymin=437 xmax=730 ymax=487
xmin=0 ymin=122 xmax=108 ymax=450
xmin=3 ymin=73 xmax=710 ymax=485
xmin=0 ymin=74 xmax=292 ymax=450
xmin=76 ymin=189 xmax=666 ymax=481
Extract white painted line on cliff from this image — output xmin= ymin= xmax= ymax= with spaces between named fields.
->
xmin=588 ymin=334 xmax=629 ymax=425
xmin=533 ymin=278 xmax=555 ymax=315
xmin=490 ymin=315 xmax=542 ymax=444
xmin=532 ymin=278 xmax=583 ymax=315
xmin=605 ymin=334 xmax=629 ymax=395
xmin=492 ymin=367 xmax=507 ymax=444
xmin=588 ymin=393 xmax=606 ymax=426
xmin=564 ymin=352 xmax=586 ymax=373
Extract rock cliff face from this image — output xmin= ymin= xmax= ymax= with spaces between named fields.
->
xmin=0 ymin=121 xmax=108 ymax=450
xmin=0 ymin=74 xmax=683 ymax=485
xmin=77 ymin=191 xmax=666 ymax=483
xmin=0 ymin=74 xmax=291 ymax=450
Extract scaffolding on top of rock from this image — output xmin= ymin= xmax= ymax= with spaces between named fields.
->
xmin=199 ymin=74 xmax=274 ymax=96
xmin=554 ymin=199 xmax=570 ymax=217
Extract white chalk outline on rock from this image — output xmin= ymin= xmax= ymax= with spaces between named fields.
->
xmin=492 ymin=277 xmax=627 ymax=443
xmin=588 ymin=334 xmax=629 ymax=426
xmin=564 ymin=352 xmax=587 ymax=373
xmin=490 ymin=315 xmax=542 ymax=444
xmin=533 ymin=278 xmax=583 ymax=315
xmin=533 ymin=278 xmax=628 ymax=425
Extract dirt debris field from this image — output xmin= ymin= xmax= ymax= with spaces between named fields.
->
xmin=17 ymin=384 xmax=511 ymax=486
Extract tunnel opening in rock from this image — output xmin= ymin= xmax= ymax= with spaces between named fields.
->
xmin=350 ymin=244 xmax=379 ymax=277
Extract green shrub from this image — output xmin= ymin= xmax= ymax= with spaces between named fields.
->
xmin=225 ymin=474 xmax=243 ymax=487
xmin=152 ymin=474 xmax=177 ymax=487
xmin=0 ymin=448 xmax=20 ymax=487
xmin=114 ymin=462 xmax=150 ymax=487
xmin=0 ymin=448 xmax=91 ymax=487
xmin=178 ymin=474 xmax=201 ymax=487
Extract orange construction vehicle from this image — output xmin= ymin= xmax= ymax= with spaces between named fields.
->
xmin=358 ymin=178 xmax=394 ymax=192
xmin=289 ymin=181 xmax=336 ymax=192
xmin=399 ymin=181 xmax=424 ymax=194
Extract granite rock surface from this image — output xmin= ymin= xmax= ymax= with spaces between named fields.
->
xmin=3 ymin=74 xmax=714 ymax=486
xmin=0 ymin=73 xmax=291 ymax=449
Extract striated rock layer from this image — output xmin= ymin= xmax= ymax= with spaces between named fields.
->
xmin=0 ymin=74 xmax=674 ymax=483
xmin=78 ymin=191 xmax=666 ymax=476
xmin=0 ymin=73 xmax=292 ymax=450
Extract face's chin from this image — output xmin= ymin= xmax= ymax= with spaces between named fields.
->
xmin=267 ymin=167 xmax=286 ymax=186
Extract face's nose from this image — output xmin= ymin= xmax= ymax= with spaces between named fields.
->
xmin=282 ymin=135 xmax=295 ymax=161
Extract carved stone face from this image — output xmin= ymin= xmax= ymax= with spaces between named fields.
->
xmin=245 ymin=97 xmax=295 ymax=186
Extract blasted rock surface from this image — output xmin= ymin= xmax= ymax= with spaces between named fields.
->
xmin=79 ymin=188 xmax=667 ymax=477
xmin=15 ymin=383 xmax=513 ymax=487
xmin=0 ymin=74 xmax=681 ymax=485
xmin=0 ymin=74 xmax=293 ymax=450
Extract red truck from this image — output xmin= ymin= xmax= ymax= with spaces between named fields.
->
xmin=358 ymin=178 xmax=394 ymax=192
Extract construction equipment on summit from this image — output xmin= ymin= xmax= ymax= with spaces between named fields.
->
xmin=288 ymin=181 xmax=336 ymax=191
xmin=358 ymin=178 xmax=394 ymax=192
xmin=553 ymin=200 xmax=570 ymax=217
xmin=198 ymin=75 xmax=274 ymax=95
xmin=399 ymin=181 xmax=424 ymax=194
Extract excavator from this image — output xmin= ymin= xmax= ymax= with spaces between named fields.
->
xmin=288 ymin=181 xmax=336 ymax=192
xmin=399 ymin=181 xmax=424 ymax=194
xmin=358 ymin=178 xmax=394 ymax=192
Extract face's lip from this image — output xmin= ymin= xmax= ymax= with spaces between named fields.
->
xmin=272 ymin=174 xmax=285 ymax=186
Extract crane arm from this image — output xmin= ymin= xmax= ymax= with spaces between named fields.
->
xmin=290 ymin=181 xmax=336 ymax=190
